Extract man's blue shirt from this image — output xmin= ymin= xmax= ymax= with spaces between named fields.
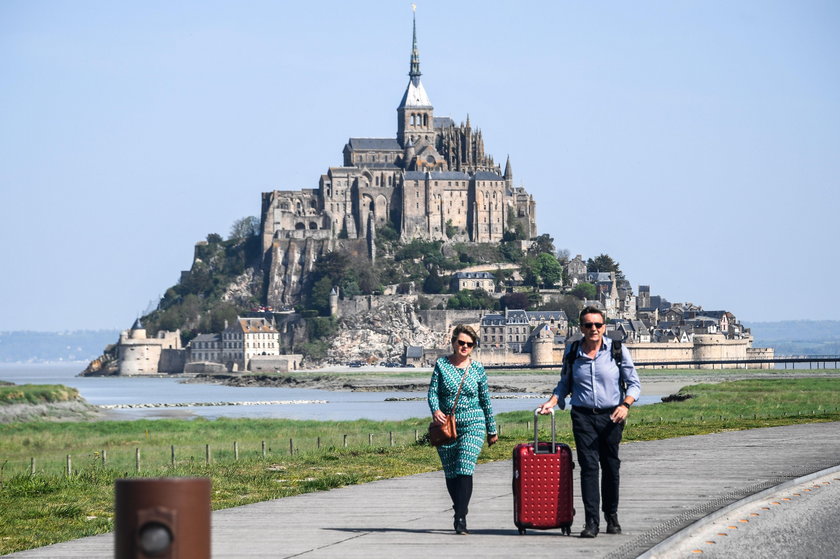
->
xmin=552 ymin=337 xmax=642 ymax=409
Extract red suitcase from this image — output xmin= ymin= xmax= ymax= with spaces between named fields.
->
xmin=513 ymin=408 xmax=575 ymax=535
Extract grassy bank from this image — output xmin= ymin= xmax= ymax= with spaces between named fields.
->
xmin=2 ymin=377 xmax=840 ymax=554
xmin=0 ymin=384 xmax=82 ymax=405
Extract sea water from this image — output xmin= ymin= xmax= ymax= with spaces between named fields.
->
xmin=0 ymin=363 xmax=661 ymax=421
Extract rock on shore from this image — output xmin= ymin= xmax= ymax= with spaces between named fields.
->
xmin=0 ymin=401 xmax=104 ymax=423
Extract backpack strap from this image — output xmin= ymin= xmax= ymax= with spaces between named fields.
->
xmin=560 ymin=340 xmax=579 ymax=398
xmin=611 ymin=340 xmax=628 ymax=398
xmin=564 ymin=338 xmax=627 ymax=399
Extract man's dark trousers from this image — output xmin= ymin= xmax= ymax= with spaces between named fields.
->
xmin=571 ymin=407 xmax=625 ymax=528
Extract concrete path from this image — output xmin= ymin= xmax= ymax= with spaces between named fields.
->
xmin=6 ymin=422 xmax=840 ymax=559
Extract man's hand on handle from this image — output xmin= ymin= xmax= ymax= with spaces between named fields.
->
xmin=538 ymin=395 xmax=559 ymax=415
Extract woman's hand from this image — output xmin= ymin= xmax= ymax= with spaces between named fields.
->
xmin=487 ymin=433 xmax=499 ymax=446
xmin=432 ymin=410 xmax=447 ymax=425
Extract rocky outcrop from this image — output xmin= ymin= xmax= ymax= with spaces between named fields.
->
xmin=325 ymin=296 xmax=447 ymax=363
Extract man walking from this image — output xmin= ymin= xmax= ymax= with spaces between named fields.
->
xmin=538 ymin=306 xmax=641 ymax=538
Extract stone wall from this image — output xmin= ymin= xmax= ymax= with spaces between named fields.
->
xmin=184 ymin=361 xmax=227 ymax=374
xmin=248 ymin=354 xmax=303 ymax=373
xmin=692 ymin=334 xmax=749 ymax=369
xmin=159 ymin=349 xmax=187 ymax=374
xmin=746 ymin=346 xmax=775 ymax=369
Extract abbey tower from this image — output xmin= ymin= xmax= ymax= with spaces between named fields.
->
xmin=260 ymin=12 xmax=537 ymax=306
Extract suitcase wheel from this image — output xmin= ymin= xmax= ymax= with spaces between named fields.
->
xmin=562 ymin=525 xmax=571 ymax=536
xmin=518 ymin=528 xmax=526 ymax=535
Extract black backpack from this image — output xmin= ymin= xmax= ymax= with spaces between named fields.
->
xmin=561 ymin=338 xmax=626 ymax=398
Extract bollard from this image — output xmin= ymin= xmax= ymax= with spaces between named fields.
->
xmin=115 ymin=477 xmax=211 ymax=559
xmin=261 ymin=440 xmax=266 ymax=458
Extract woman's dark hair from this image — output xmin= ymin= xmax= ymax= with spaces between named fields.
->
xmin=451 ymin=324 xmax=479 ymax=344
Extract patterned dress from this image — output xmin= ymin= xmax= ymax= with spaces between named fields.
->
xmin=427 ymin=357 xmax=497 ymax=478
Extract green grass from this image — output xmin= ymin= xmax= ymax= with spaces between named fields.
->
xmin=2 ymin=377 xmax=840 ymax=554
xmin=0 ymin=384 xmax=82 ymax=405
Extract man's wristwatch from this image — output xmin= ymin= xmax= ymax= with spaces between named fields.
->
xmin=620 ymin=402 xmax=631 ymax=409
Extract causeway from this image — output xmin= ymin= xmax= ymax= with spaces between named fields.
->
xmin=6 ymin=422 xmax=840 ymax=558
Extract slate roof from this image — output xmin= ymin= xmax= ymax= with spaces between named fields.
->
xmin=404 ymin=171 xmax=471 ymax=181
xmin=526 ymin=310 xmax=568 ymax=322
xmin=347 ymin=138 xmax=402 ymax=150
xmin=434 ymin=117 xmax=455 ymax=128
xmin=505 ymin=310 xmax=529 ymax=324
xmin=473 ymin=171 xmax=504 ymax=181
xmin=191 ymin=334 xmax=221 ymax=343
xmin=398 ymin=79 xmax=432 ymax=108
xmin=453 ymin=271 xmax=494 ymax=279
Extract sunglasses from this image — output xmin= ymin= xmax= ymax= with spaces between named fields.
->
xmin=455 ymin=340 xmax=476 ymax=348
xmin=582 ymin=322 xmax=604 ymax=329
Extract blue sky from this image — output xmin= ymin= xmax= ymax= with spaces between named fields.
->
xmin=1 ymin=1 xmax=838 ymax=331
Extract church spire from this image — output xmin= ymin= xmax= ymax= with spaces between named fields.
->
xmin=397 ymin=4 xmax=434 ymax=148
xmin=409 ymin=4 xmax=421 ymax=84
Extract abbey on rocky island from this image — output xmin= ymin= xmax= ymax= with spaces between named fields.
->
xmin=259 ymin=14 xmax=536 ymax=306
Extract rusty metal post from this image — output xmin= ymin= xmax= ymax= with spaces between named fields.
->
xmin=115 ymin=477 xmax=211 ymax=559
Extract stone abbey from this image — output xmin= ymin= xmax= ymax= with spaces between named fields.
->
xmin=259 ymin=14 xmax=536 ymax=306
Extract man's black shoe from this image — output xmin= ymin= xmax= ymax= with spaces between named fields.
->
xmin=580 ymin=524 xmax=599 ymax=538
xmin=454 ymin=516 xmax=468 ymax=535
xmin=606 ymin=513 xmax=621 ymax=534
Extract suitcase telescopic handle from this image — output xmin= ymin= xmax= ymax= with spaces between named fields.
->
xmin=532 ymin=408 xmax=556 ymax=454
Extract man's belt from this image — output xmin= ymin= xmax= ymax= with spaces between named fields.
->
xmin=572 ymin=405 xmax=616 ymax=415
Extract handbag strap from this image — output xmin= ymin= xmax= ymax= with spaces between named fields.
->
xmin=449 ymin=364 xmax=471 ymax=414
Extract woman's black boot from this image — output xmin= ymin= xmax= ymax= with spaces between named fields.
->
xmin=453 ymin=475 xmax=472 ymax=534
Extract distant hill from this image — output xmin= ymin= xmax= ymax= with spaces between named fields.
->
xmin=0 ymin=330 xmax=120 ymax=363
xmin=745 ymin=320 xmax=840 ymax=356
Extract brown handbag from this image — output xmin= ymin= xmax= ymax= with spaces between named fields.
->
xmin=428 ymin=366 xmax=470 ymax=447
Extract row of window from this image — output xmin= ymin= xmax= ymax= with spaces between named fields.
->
xmin=408 ymin=113 xmax=429 ymax=127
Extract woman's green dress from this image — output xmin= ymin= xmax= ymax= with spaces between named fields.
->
xmin=427 ymin=357 xmax=497 ymax=478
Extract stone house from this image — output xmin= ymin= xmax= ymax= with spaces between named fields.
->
xmin=565 ymin=255 xmax=587 ymax=286
xmin=188 ymin=333 xmax=221 ymax=363
xmin=222 ymin=317 xmax=281 ymax=372
xmin=452 ymin=271 xmax=495 ymax=293
xmin=479 ymin=309 xmax=568 ymax=353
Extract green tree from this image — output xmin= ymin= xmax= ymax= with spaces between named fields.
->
xmin=446 ymin=289 xmax=497 ymax=310
xmin=228 ymin=216 xmax=260 ymax=241
xmin=423 ymin=268 xmax=446 ymax=294
xmin=587 ymin=253 xmax=624 ymax=280
xmin=528 ymin=233 xmax=555 ymax=256
xmin=522 ymin=253 xmax=562 ymax=289
xmin=206 ymin=233 xmax=223 ymax=243
xmin=571 ymin=282 xmax=596 ymax=300
xmin=308 ymin=277 xmax=334 ymax=316
xmin=500 ymin=292 xmax=530 ymax=310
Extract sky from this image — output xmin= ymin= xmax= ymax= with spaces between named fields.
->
xmin=1 ymin=1 xmax=838 ymax=331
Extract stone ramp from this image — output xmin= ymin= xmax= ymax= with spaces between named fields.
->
xmin=6 ymin=422 xmax=840 ymax=558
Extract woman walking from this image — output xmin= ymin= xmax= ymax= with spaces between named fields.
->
xmin=428 ymin=324 xmax=498 ymax=534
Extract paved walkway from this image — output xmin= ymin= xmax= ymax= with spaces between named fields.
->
xmin=6 ymin=422 xmax=840 ymax=559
